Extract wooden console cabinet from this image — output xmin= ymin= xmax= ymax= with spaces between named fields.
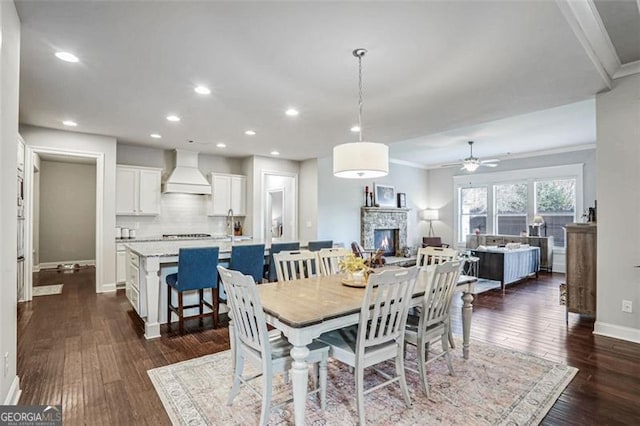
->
xmin=565 ymin=223 xmax=597 ymax=321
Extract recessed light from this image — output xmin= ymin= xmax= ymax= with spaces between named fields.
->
xmin=350 ymin=126 xmax=360 ymax=132
xmin=166 ymin=115 xmax=181 ymax=122
xmin=285 ymin=108 xmax=299 ymax=116
xmin=270 ymin=150 xmax=280 ymax=156
xmin=150 ymin=133 xmax=162 ymax=139
xmin=194 ymin=85 xmax=211 ymax=95
xmin=245 ymin=130 xmax=256 ymax=136
xmin=55 ymin=51 xmax=79 ymax=63
xmin=62 ymin=120 xmax=78 ymax=127
xmin=216 ymin=143 xmax=226 ymax=148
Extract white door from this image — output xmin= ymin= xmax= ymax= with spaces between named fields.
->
xmin=116 ymin=167 xmax=137 ymax=214
xmin=138 ymin=169 xmax=161 ymax=215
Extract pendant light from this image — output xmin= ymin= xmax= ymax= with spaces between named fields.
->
xmin=333 ymin=48 xmax=389 ymax=179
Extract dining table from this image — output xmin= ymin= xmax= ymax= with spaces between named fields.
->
xmin=230 ymin=267 xmax=477 ymax=426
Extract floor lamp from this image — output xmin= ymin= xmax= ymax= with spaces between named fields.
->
xmin=421 ymin=209 xmax=439 ymax=237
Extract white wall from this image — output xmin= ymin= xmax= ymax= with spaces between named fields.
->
xmin=299 ymin=159 xmax=318 ymax=242
xmin=595 ymin=73 xmax=640 ymax=343
xmin=317 ymin=157 xmax=430 ymax=248
xmin=0 ymin=0 xmax=21 ymax=404
xmin=426 ymin=148 xmax=597 ymax=246
xmin=115 ymin=144 xmax=245 ymax=237
xmin=39 ymin=160 xmax=96 ymax=264
xmin=20 ymin=125 xmax=117 ymax=293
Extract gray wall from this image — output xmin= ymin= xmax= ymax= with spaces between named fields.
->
xmin=595 ymin=73 xmax=640 ymax=343
xmin=426 ymin=148 xmax=597 ymax=246
xmin=0 ymin=0 xmax=20 ymax=404
xmin=39 ymin=160 xmax=96 ymax=263
xmin=298 ymin=159 xmax=318 ymax=242
xmin=317 ymin=157 xmax=429 ymax=248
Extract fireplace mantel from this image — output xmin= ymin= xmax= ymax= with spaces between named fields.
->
xmin=361 ymin=207 xmax=408 ymax=254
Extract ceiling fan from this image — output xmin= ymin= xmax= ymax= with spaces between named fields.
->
xmin=441 ymin=141 xmax=500 ymax=172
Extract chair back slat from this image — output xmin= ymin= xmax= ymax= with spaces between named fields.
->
xmin=416 ymin=246 xmax=457 ymax=268
xmin=318 ymin=248 xmax=352 ymax=275
xmin=218 ymin=266 xmax=270 ymax=357
xmin=420 ymin=261 xmax=464 ymax=331
xmin=273 ymin=250 xmax=318 ymax=282
xmin=176 ymin=247 xmax=219 ymax=291
xmin=357 ymin=267 xmax=419 ymax=351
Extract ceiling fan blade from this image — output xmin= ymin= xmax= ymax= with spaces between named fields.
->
xmin=481 ymin=158 xmax=500 ymax=163
xmin=440 ymin=162 xmax=463 ymax=168
xmin=481 ymin=163 xmax=498 ymax=167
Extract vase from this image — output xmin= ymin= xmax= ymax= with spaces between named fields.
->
xmin=350 ymin=270 xmax=365 ymax=283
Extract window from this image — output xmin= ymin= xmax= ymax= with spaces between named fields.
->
xmin=459 ymin=187 xmax=487 ymax=237
xmin=494 ymin=183 xmax=527 ymax=236
xmin=535 ymin=179 xmax=576 ymax=246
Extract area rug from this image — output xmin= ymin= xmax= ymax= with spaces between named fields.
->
xmin=32 ymin=284 xmax=63 ymax=296
xmin=473 ymin=278 xmax=502 ymax=294
xmin=148 ymin=339 xmax=577 ymax=425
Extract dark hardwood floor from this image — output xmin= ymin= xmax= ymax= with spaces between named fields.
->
xmin=18 ymin=268 xmax=640 ymax=424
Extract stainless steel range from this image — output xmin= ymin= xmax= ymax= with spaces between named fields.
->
xmin=162 ymin=233 xmax=212 ymax=239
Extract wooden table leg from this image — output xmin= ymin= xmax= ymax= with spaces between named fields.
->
xmin=461 ymin=290 xmax=474 ymax=360
xmin=290 ymin=344 xmax=310 ymax=425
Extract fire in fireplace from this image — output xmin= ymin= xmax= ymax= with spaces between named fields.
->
xmin=374 ymin=229 xmax=398 ymax=256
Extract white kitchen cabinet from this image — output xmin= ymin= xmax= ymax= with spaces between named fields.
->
xmin=116 ymin=165 xmax=162 ymax=215
xmin=209 ymin=173 xmax=246 ymax=216
xmin=116 ymin=244 xmax=126 ymax=285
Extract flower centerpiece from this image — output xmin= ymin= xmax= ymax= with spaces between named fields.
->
xmin=338 ymin=253 xmax=369 ymax=283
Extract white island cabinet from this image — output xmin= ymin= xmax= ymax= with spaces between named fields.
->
xmin=116 ymin=165 xmax=162 ymax=215
xmin=209 ymin=173 xmax=246 ymax=216
xmin=125 ymin=238 xmax=273 ymax=339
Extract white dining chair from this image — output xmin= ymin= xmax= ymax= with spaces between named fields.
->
xmin=404 ymin=260 xmax=464 ymax=397
xmin=273 ymin=250 xmax=319 ymax=281
xmin=318 ymin=267 xmax=419 ymax=425
xmin=416 ymin=246 xmax=458 ymax=267
xmin=218 ymin=266 xmax=329 ymax=426
xmin=317 ymin=247 xmax=352 ymax=275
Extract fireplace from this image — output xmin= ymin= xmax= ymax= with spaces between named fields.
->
xmin=374 ymin=229 xmax=398 ymax=256
xmin=361 ymin=207 xmax=408 ymax=256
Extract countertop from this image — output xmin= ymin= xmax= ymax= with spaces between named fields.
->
xmin=124 ymin=238 xmax=289 ymax=258
xmin=116 ymin=235 xmax=252 ymax=244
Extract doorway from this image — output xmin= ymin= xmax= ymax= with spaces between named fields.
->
xmin=23 ymin=146 xmax=104 ymax=300
xmin=261 ymin=171 xmax=297 ymax=242
xmin=266 ymin=188 xmax=285 ymax=240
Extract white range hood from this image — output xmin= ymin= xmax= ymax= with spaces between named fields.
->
xmin=162 ymin=149 xmax=212 ymax=194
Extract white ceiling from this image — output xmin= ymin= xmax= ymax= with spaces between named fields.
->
xmin=593 ymin=0 xmax=640 ymax=64
xmin=16 ymin=1 xmax=610 ymax=164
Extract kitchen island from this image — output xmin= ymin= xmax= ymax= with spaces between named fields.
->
xmin=125 ymin=238 xmax=278 ymax=339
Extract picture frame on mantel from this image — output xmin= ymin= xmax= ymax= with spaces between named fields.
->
xmin=397 ymin=192 xmax=406 ymax=208
xmin=374 ymin=183 xmax=395 ymax=207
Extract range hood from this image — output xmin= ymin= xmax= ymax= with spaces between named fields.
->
xmin=162 ymin=149 xmax=212 ymax=194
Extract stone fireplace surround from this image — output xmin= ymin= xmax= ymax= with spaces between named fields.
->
xmin=361 ymin=207 xmax=409 ymax=255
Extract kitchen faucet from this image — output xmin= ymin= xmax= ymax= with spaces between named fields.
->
xmin=227 ymin=208 xmax=235 ymax=242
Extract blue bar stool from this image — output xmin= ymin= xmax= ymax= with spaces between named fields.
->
xmin=307 ymin=240 xmax=333 ymax=252
xmin=166 ymin=246 xmax=219 ymax=334
xmin=266 ymin=242 xmax=299 ymax=282
xmin=229 ymin=244 xmax=266 ymax=284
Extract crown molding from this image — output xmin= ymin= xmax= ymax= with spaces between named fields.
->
xmin=555 ymin=0 xmax=620 ymax=89
xmin=613 ymin=59 xmax=640 ymax=79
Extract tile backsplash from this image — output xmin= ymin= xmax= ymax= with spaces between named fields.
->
xmin=116 ymin=193 xmax=243 ymax=238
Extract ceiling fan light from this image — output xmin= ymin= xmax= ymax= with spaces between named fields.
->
xmin=333 ymin=142 xmax=389 ymax=178
xmin=463 ymin=162 xmax=480 ymax=172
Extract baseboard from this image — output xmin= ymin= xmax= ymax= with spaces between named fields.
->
xmin=39 ymin=259 xmax=95 ymax=270
xmin=99 ymin=282 xmax=117 ymax=293
xmin=3 ymin=376 xmax=21 ymax=405
xmin=32 ymin=264 xmax=40 ymax=273
xmin=594 ymin=321 xmax=640 ymax=344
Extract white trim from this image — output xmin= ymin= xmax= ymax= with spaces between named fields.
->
xmin=37 ymin=260 xmax=96 ymax=270
xmin=100 ymin=282 xmax=117 ymax=293
xmin=453 ymin=164 xmax=584 ymax=244
xmin=389 ymin=158 xmax=428 ymax=170
xmin=613 ymin=60 xmax=640 ymax=79
xmin=24 ymin=146 xmax=105 ymax=299
xmin=32 ymin=264 xmax=40 ymax=273
xmin=594 ymin=321 xmax=640 ymax=344
xmin=3 ymin=376 xmax=21 ymax=405
xmin=555 ymin=0 xmax=618 ymax=88
xmin=260 ymin=169 xmax=298 ymax=242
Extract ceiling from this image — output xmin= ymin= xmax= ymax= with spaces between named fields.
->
xmin=593 ymin=0 xmax=640 ymax=64
xmin=38 ymin=153 xmax=96 ymax=165
xmin=16 ymin=1 xmax=619 ymax=164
